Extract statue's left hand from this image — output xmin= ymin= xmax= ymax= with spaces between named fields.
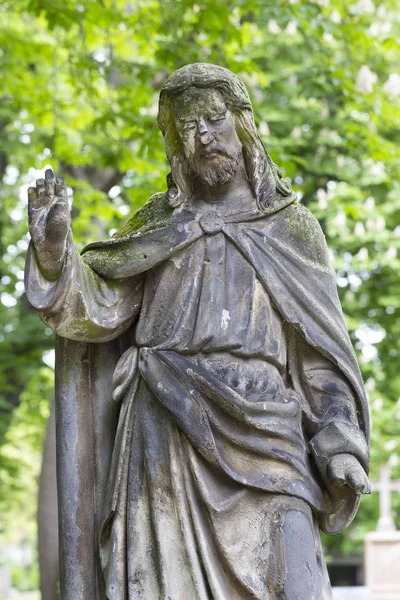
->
xmin=328 ymin=453 xmax=371 ymax=494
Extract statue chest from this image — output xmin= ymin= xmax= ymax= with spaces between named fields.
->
xmin=134 ymin=233 xmax=286 ymax=364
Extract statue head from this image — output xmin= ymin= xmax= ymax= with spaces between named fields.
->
xmin=158 ymin=63 xmax=292 ymax=210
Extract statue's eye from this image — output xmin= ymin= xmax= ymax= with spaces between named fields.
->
xmin=210 ymin=114 xmax=226 ymax=123
xmin=182 ymin=122 xmax=196 ymax=132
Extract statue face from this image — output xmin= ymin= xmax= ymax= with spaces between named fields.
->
xmin=172 ymin=87 xmax=243 ymax=187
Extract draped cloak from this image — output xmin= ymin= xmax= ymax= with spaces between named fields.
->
xmin=25 ymin=192 xmax=369 ymax=600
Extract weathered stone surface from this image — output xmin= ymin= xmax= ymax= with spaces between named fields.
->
xmin=26 ymin=63 xmax=370 ymax=600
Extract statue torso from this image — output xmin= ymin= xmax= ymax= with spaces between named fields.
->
xmin=135 ymin=231 xmax=287 ymax=375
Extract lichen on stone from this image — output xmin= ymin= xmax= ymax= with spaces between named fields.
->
xmin=282 ymin=203 xmax=330 ymax=267
xmin=112 ymin=192 xmax=173 ymax=239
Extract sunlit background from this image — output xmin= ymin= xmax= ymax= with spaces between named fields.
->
xmin=1 ymin=0 xmax=400 ymax=597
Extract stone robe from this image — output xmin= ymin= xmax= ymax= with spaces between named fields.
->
xmin=25 ymin=193 xmax=369 ymax=600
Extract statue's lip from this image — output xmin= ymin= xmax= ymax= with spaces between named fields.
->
xmin=201 ymin=151 xmax=223 ymax=158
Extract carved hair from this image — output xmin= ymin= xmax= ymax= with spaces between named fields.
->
xmin=158 ymin=63 xmax=292 ymax=210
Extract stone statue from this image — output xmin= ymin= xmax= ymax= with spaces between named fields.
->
xmin=25 ymin=63 xmax=370 ymax=600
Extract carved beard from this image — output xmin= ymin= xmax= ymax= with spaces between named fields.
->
xmin=190 ymin=145 xmax=242 ymax=187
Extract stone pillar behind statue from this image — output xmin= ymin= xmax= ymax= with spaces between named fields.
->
xmin=365 ymin=530 xmax=400 ymax=600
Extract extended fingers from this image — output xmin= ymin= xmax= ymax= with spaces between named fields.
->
xmin=36 ymin=178 xmax=47 ymax=206
xmin=27 ymin=186 xmax=38 ymax=217
xmin=55 ymin=175 xmax=68 ymax=198
xmin=28 ymin=170 xmax=67 ymax=215
xmin=27 ymin=185 xmax=48 ymax=231
xmin=45 ymin=168 xmax=56 ymax=198
xmin=28 ymin=170 xmax=68 ymax=238
xmin=29 ymin=171 xmax=55 ymax=212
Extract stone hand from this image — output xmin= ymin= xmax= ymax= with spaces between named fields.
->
xmin=28 ymin=168 xmax=71 ymax=281
xmin=328 ymin=453 xmax=371 ymax=494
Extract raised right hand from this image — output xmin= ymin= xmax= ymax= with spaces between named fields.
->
xmin=28 ymin=168 xmax=71 ymax=281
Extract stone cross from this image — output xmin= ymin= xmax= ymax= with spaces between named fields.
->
xmin=371 ymin=464 xmax=400 ymax=532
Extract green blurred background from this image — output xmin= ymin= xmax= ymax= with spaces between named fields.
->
xmin=1 ymin=0 xmax=400 ymax=596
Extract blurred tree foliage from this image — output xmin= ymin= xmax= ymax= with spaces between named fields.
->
xmin=1 ymin=0 xmax=400 ymax=564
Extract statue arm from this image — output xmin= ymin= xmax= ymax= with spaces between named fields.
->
xmin=274 ymin=204 xmax=369 ymax=494
xmin=25 ymin=232 xmax=144 ymax=343
xmin=25 ymin=168 xmax=143 ymax=342
xmin=291 ymin=331 xmax=369 ymax=493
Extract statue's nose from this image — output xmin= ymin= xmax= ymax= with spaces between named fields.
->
xmin=198 ymin=118 xmax=213 ymax=145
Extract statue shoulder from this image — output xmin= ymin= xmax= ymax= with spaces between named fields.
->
xmin=112 ymin=192 xmax=174 ymax=239
xmin=272 ymin=202 xmax=331 ymax=268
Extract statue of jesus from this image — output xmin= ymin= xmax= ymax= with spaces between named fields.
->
xmin=25 ymin=63 xmax=370 ymax=600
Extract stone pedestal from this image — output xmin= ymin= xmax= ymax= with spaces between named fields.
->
xmin=365 ymin=531 xmax=400 ymax=600
xmin=0 ymin=565 xmax=12 ymax=598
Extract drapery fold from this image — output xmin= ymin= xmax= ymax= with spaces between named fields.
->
xmin=100 ymin=350 xmax=331 ymax=599
xmin=25 ymin=192 xmax=368 ymax=599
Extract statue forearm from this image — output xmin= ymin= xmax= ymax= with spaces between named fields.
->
xmin=293 ymin=331 xmax=359 ymax=432
xmin=25 ymin=234 xmax=143 ymax=343
xmin=289 ymin=329 xmax=370 ymax=494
